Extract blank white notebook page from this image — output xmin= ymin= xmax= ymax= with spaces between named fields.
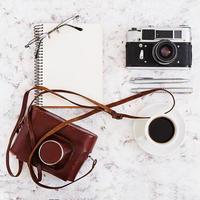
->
xmin=42 ymin=23 xmax=103 ymax=106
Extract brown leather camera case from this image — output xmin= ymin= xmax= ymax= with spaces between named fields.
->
xmin=7 ymin=86 xmax=175 ymax=189
xmin=10 ymin=105 xmax=97 ymax=182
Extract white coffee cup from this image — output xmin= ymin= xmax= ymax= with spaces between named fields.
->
xmin=133 ymin=103 xmax=185 ymax=155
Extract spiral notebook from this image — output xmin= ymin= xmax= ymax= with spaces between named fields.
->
xmin=34 ymin=23 xmax=103 ymax=106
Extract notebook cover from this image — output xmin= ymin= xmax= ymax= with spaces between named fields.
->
xmin=34 ymin=23 xmax=103 ymax=106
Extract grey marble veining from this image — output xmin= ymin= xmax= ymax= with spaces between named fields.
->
xmin=1 ymin=0 xmax=200 ymax=199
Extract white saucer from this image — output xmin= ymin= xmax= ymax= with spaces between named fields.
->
xmin=133 ymin=103 xmax=185 ymax=156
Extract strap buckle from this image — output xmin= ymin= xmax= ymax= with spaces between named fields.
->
xmin=110 ymin=110 xmax=123 ymax=120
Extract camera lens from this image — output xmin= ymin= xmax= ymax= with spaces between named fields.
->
xmin=152 ymin=40 xmax=177 ymax=65
xmin=160 ymin=46 xmax=172 ymax=58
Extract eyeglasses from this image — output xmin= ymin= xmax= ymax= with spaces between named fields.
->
xmin=25 ymin=15 xmax=83 ymax=58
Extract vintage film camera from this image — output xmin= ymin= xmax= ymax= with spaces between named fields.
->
xmin=126 ymin=26 xmax=192 ymax=68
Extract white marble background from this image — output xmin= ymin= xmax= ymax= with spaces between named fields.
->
xmin=1 ymin=0 xmax=200 ymax=199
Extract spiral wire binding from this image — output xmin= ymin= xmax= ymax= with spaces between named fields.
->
xmin=34 ymin=24 xmax=43 ymax=106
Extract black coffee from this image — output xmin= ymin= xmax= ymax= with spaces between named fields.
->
xmin=148 ymin=117 xmax=175 ymax=143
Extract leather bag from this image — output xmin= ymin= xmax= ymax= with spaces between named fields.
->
xmin=6 ymin=86 xmax=175 ymax=189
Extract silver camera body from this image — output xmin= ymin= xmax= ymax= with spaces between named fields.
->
xmin=126 ymin=26 xmax=192 ymax=68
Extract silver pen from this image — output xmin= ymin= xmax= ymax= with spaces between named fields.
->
xmin=130 ymin=77 xmax=190 ymax=84
xmin=131 ymin=87 xmax=193 ymax=94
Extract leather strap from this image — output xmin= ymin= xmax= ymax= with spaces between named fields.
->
xmin=6 ymin=86 xmax=175 ymax=189
xmin=6 ymin=89 xmax=31 ymax=177
xmin=29 ymin=87 xmax=175 ymax=119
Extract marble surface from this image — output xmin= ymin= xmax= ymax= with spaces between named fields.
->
xmin=1 ymin=0 xmax=200 ymax=199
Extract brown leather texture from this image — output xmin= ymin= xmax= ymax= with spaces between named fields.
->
xmin=6 ymin=86 xmax=175 ymax=189
xmin=10 ymin=105 xmax=97 ymax=181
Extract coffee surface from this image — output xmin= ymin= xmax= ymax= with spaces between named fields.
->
xmin=148 ymin=117 xmax=175 ymax=143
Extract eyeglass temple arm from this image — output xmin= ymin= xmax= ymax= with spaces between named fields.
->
xmin=25 ymin=15 xmax=82 ymax=48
